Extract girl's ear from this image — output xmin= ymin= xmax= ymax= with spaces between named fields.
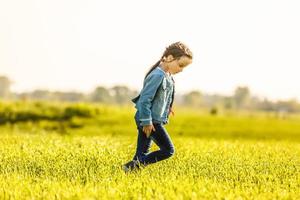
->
xmin=165 ymin=55 xmax=174 ymax=62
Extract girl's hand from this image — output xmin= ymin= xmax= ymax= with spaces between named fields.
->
xmin=169 ymin=107 xmax=175 ymax=116
xmin=142 ymin=125 xmax=156 ymax=138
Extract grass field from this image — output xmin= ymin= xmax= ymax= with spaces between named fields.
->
xmin=0 ymin=101 xmax=299 ymax=199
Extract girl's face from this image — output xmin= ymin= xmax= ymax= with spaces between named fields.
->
xmin=168 ymin=56 xmax=192 ymax=75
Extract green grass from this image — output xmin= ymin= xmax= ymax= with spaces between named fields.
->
xmin=0 ymin=101 xmax=299 ymax=199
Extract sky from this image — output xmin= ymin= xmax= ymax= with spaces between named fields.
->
xmin=0 ymin=0 xmax=300 ymax=101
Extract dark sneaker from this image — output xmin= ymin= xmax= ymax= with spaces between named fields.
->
xmin=122 ymin=160 xmax=141 ymax=173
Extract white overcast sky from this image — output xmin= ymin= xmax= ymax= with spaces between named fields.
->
xmin=0 ymin=0 xmax=299 ymax=101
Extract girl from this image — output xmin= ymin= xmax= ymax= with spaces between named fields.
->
xmin=123 ymin=42 xmax=193 ymax=172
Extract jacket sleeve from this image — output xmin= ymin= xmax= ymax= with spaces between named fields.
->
xmin=138 ymin=73 xmax=164 ymax=126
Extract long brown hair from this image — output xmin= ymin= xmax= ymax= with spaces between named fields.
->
xmin=144 ymin=41 xmax=193 ymax=79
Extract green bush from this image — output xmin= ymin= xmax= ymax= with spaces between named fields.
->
xmin=0 ymin=101 xmax=99 ymax=124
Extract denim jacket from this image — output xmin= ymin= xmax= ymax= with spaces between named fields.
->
xmin=132 ymin=66 xmax=174 ymax=126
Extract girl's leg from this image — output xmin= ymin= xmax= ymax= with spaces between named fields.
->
xmin=138 ymin=123 xmax=175 ymax=165
xmin=132 ymin=126 xmax=152 ymax=161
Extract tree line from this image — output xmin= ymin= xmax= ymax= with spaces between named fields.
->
xmin=1 ymin=75 xmax=300 ymax=113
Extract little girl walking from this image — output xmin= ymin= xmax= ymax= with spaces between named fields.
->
xmin=123 ymin=42 xmax=193 ymax=172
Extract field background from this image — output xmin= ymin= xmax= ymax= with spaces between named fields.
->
xmin=0 ymin=101 xmax=299 ymax=199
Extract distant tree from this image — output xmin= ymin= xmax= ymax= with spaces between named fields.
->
xmin=256 ymin=98 xmax=275 ymax=111
xmin=52 ymin=91 xmax=85 ymax=102
xmin=223 ymin=96 xmax=234 ymax=109
xmin=90 ymin=86 xmax=112 ymax=103
xmin=276 ymin=99 xmax=300 ymax=113
xmin=31 ymin=90 xmax=51 ymax=100
xmin=0 ymin=76 xmax=11 ymax=99
xmin=111 ymin=85 xmax=133 ymax=104
xmin=183 ymin=90 xmax=202 ymax=107
xmin=233 ymin=86 xmax=251 ymax=109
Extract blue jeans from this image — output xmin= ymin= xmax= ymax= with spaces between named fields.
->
xmin=133 ymin=115 xmax=175 ymax=165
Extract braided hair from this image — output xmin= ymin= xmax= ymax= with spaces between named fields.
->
xmin=144 ymin=41 xmax=193 ymax=79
